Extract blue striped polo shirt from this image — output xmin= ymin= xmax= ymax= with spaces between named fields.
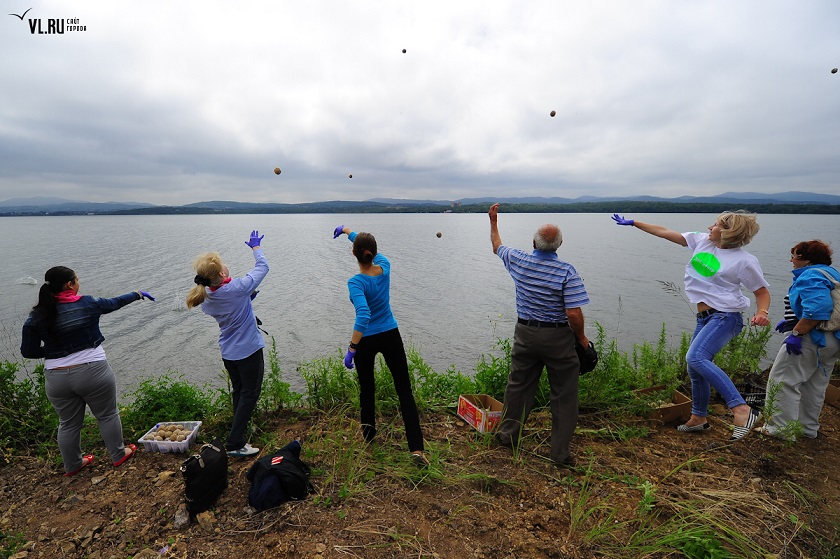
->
xmin=497 ymin=246 xmax=590 ymax=322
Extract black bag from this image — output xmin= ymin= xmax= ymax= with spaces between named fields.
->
xmin=180 ymin=439 xmax=228 ymax=515
xmin=575 ymin=341 xmax=598 ymax=375
xmin=246 ymin=440 xmax=313 ymax=511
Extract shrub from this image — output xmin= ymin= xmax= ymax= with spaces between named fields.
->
xmin=119 ymin=372 xmax=218 ymax=440
xmin=258 ymin=337 xmax=303 ymax=413
xmin=473 ymin=337 xmax=512 ymax=400
xmin=0 ymin=362 xmax=56 ymax=459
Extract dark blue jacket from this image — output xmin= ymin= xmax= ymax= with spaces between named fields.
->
xmin=20 ymin=292 xmax=141 ymax=359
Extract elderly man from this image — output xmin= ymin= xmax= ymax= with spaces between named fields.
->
xmin=488 ymin=203 xmax=590 ymax=466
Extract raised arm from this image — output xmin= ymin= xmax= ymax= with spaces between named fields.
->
xmin=611 ymin=214 xmax=687 ymax=246
xmin=489 ymin=203 xmax=502 ymax=254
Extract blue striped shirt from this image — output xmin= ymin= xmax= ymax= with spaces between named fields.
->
xmin=497 ymin=246 xmax=589 ymax=322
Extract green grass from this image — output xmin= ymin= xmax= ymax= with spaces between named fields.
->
xmin=0 ymin=530 xmax=26 ymax=559
xmin=2 ymin=320 xmax=778 ymax=458
xmin=5 ymin=321 xmax=835 ymax=558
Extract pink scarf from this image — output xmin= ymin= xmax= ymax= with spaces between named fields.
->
xmin=208 ymin=277 xmax=232 ymax=292
xmin=54 ymin=290 xmax=82 ymax=303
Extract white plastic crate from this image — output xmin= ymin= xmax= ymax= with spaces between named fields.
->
xmin=138 ymin=421 xmax=201 ymax=453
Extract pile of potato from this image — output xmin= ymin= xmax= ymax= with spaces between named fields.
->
xmin=143 ymin=424 xmax=193 ymax=442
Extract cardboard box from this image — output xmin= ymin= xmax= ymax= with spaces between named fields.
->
xmin=138 ymin=421 xmax=201 ymax=453
xmin=825 ymin=379 xmax=840 ymax=409
xmin=457 ymin=394 xmax=503 ymax=433
xmin=634 ymin=386 xmax=692 ymax=424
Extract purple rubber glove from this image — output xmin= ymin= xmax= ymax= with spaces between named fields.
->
xmin=343 ymin=347 xmax=356 ymax=369
xmin=250 ymin=290 xmax=259 ymax=301
xmin=140 ymin=291 xmax=155 ymax=301
xmin=333 ymin=225 xmax=345 ymax=239
xmin=783 ymin=334 xmax=803 ymax=355
xmin=245 ymin=230 xmax=264 ymax=248
xmin=775 ymin=319 xmax=792 ymax=333
xmin=611 ymin=214 xmax=634 ymax=226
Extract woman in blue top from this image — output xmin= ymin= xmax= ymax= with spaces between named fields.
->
xmin=187 ymin=230 xmax=269 ymax=457
xmin=333 ymin=225 xmax=429 ymax=468
xmin=760 ymin=240 xmax=840 ymax=441
xmin=21 ymin=266 xmax=154 ymax=475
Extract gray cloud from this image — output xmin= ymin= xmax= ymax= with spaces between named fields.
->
xmin=1 ymin=0 xmax=838 ymax=205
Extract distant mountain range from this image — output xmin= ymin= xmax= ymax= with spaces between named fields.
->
xmin=1 ymin=192 xmax=839 ymax=215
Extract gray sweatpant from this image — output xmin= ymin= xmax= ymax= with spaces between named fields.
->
xmin=45 ymin=360 xmax=127 ymax=472
xmin=765 ymin=333 xmax=840 ymax=439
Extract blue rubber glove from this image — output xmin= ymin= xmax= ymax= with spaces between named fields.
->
xmin=784 ymin=334 xmax=803 ymax=355
xmin=611 ymin=214 xmax=634 ymax=226
xmin=245 ymin=230 xmax=264 ymax=248
xmin=333 ymin=225 xmax=345 ymax=239
xmin=343 ymin=347 xmax=356 ymax=369
xmin=250 ymin=290 xmax=259 ymax=301
xmin=775 ymin=320 xmax=792 ymax=333
xmin=140 ymin=291 xmax=155 ymax=301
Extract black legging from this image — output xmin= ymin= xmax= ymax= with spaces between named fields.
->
xmin=353 ymin=328 xmax=424 ymax=452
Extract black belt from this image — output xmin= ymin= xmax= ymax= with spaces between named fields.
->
xmin=517 ymin=318 xmax=569 ymax=328
xmin=696 ymin=309 xmax=718 ymax=318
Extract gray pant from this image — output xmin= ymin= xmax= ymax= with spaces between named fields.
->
xmin=46 ymin=360 xmax=126 ymax=472
xmin=496 ymin=323 xmax=579 ymax=464
xmin=765 ymin=333 xmax=840 ymax=439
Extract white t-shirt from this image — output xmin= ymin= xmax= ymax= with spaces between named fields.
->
xmin=682 ymin=232 xmax=769 ymax=312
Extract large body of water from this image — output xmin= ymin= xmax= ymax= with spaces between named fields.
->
xmin=1 ymin=212 xmax=836 ymax=396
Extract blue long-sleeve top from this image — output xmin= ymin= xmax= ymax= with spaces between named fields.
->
xmin=346 ymin=232 xmax=398 ymax=336
xmin=201 ymin=248 xmax=269 ymax=360
xmin=789 ymin=263 xmax=840 ymax=348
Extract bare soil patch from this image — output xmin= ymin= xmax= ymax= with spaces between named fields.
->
xmin=2 ymin=403 xmax=839 ymax=559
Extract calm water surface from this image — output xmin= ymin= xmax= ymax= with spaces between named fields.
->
xmin=1 ymin=213 xmax=836 ymax=397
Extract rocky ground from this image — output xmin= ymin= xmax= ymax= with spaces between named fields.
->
xmin=2 ymin=400 xmax=839 ymax=559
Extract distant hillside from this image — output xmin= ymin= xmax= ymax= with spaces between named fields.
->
xmin=0 ymin=197 xmax=155 ymax=214
xmin=2 ymin=192 xmax=839 ymax=216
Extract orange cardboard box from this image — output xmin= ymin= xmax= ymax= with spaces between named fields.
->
xmin=634 ymin=386 xmax=692 ymax=424
xmin=825 ymin=379 xmax=840 ymax=409
xmin=457 ymin=394 xmax=503 ymax=433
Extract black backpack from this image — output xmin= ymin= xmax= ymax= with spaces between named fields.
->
xmin=180 ymin=439 xmax=228 ymax=515
xmin=246 ymin=440 xmax=313 ymax=511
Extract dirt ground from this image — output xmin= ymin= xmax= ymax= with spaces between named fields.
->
xmin=2 ymin=400 xmax=839 ymax=559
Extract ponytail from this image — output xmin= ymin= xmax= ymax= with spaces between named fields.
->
xmin=352 ymin=232 xmax=378 ymax=265
xmin=33 ymin=266 xmax=76 ymax=332
xmin=186 ymin=252 xmax=223 ymax=309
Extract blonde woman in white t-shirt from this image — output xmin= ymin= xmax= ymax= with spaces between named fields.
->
xmin=612 ymin=211 xmax=771 ymax=441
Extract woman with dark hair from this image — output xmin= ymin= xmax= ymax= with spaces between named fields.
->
xmin=612 ymin=211 xmax=771 ymax=440
xmin=332 ymin=225 xmax=429 ymax=468
xmin=186 ymin=230 xmax=268 ymax=457
xmin=760 ymin=240 xmax=840 ymax=441
xmin=20 ymin=266 xmax=154 ymax=476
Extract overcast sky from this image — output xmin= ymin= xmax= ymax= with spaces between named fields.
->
xmin=1 ymin=1 xmax=838 ymax=206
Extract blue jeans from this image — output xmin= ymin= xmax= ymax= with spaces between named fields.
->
xmin=686 ymin=312 xmax=745 ymax=417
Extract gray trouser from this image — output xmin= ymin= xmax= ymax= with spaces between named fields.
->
xmin=496 ymin=323 xmax=579 ymax=464
xmin=46 ymin=360 xmax=126 ymax=472
xmin=765 ymin=333 xmax=840 ymax=439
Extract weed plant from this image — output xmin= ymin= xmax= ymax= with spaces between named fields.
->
xmin=258 ymin=337 xmax=303 ymax=413
xmin=119 ymin=372 xmax=219 ymax=440
xmin=0 ymin=362 xmax=55 ymax=460
xmin=0 ymin=529 xmax=26 ymax=559
xmin=714 ymin=325 xmax=772 ymax=382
